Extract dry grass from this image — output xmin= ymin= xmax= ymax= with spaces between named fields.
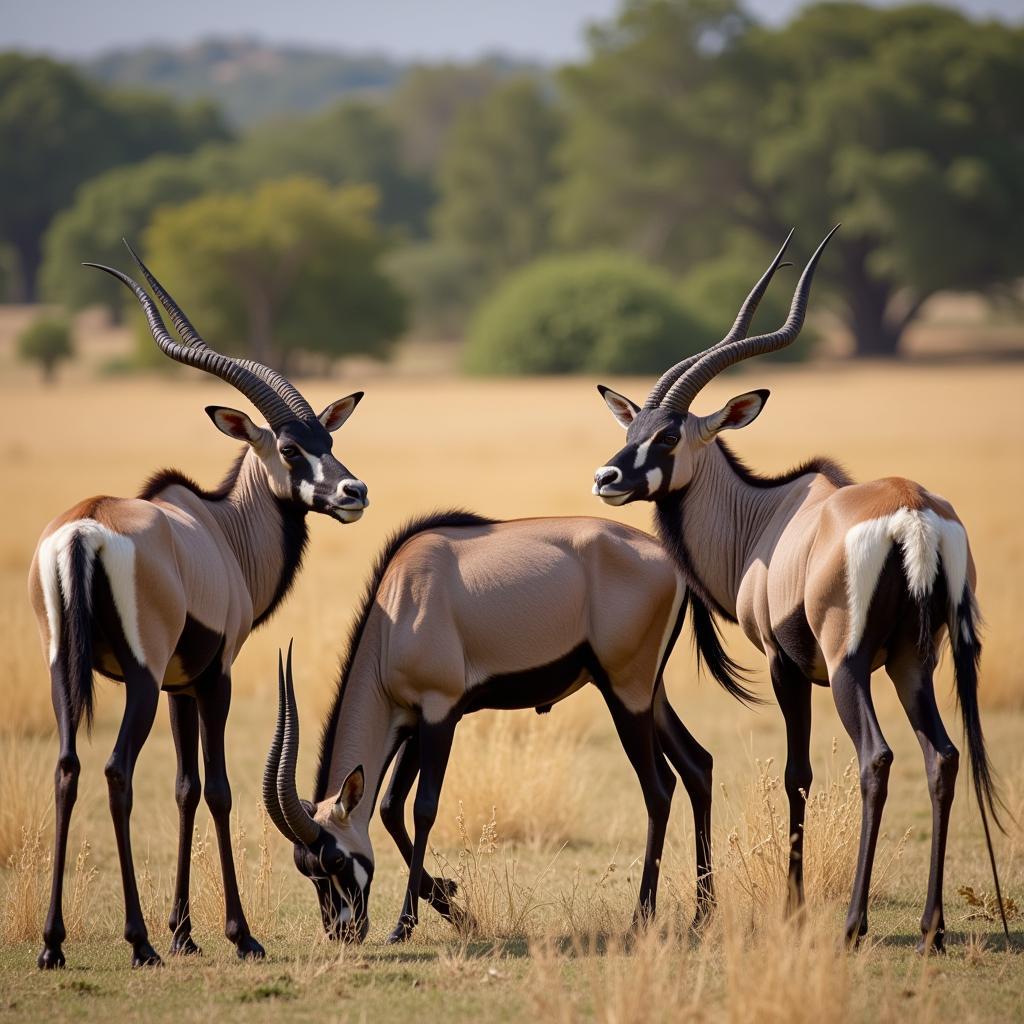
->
xmin=0 ymin=346 xmax=1022 ymax=1021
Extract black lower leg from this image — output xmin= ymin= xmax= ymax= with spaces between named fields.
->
xmin=197 ymin=673 xmax=264 ymax=960
xmin=168 ymin=694 xmax=202 ymax=955
xmin=380 ymin=734 xmax=463 ymax=923
xmin=387 ymin=717 xmax=457 ymax=944
xmin=771 ymin=659 xmax=813 ymax=915
xmin=39 ymin=669 xmax=80 ymax=970
xmin=655 ymin=695 xmax=713 ymax=924
xmin=106 ymin=676 xmax=161 ymax=967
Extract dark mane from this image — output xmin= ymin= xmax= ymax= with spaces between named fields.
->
xmin=138 ymin=449 xmax=247 ymax=501
xmin=716 ymin=439 xmax=852 ymax=489
xmin=313 ymin=509 xmax=498 ymax=801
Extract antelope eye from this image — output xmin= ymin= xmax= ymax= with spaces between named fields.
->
xmin=660 ymin=433 xmax=680 ymax=447
xmin=280 ymin=445 xmax=299 ymax=460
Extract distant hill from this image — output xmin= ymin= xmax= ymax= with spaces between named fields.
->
xmin=81 ymin=38 xmax=541 ymax=127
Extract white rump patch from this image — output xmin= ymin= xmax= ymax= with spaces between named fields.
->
xmin=37 ymin=519 xmax=144 ymax=666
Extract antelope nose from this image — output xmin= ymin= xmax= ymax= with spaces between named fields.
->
xmin=342 ymin=480 xmax=368 ymax=506
xmin=594 ymin=467 xmax=622 ymax=488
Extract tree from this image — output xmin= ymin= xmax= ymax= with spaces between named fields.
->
xmin=557 ymin=1 xmax=1024 ymax=356
xmin=18 ymin=316 xmax=73 ymax=383
xmin=0 ymin=54 xmax=229 ymax=300
xmin=435 ymin=79 xmax=563 ymax=290
xmin=143 ymin=178 xmax=407 ymax=370
xmin=464 ymin=251 xmax=715 ymax=375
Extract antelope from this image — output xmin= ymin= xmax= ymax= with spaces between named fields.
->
xmin=30 ymin=246 xmax=368 ymax=969
xmin=592 ymin=228 xmax=1008 ymax=951
xmin=264 ymin=510 xmax=756 ymax=944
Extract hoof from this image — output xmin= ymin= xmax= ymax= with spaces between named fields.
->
xmin=170 ymin=935 xmax=202 ymax=957
xmin=37 ymin=946 xmax=65 ymax=970
xmin=236 ymin=936 xmax=266 ymax=961
xmin=131 ymin=942 xmax=163 ymax=968
xmin=386 ymin=918 xmax=415 ymax=945
xmin=916 ymin=933 xmax=946 ymax=956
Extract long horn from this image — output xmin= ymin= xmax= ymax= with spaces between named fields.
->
xmin=84 ymin=258 xmax=305 ymax=429
xmin=276 ymin=641 xmax=322 ymax=847
xmin=643 ymin=231 xmax=795 ymax=409
xmin=263 ymin=650 xmax=302 ymax=844
xmin=661 ymin=225 xmax=839 ymax=414
xmin=122 ymin=241 xmax=317 ymax=424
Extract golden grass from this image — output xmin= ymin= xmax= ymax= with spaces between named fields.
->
xmin=0 ymin=356 xmax=1022 ymax=1021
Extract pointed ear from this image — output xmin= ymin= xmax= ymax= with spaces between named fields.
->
xmin=318 ymin=392 xmax=363 ymax=433
xmin=330 ymin=765 xmax=365 ymax=824
xmin=205 ymin=406 xmax=269 ymax=445
xmin=696 ymin=390 xmax=770 ymax=442
xmin=597 ymin=385 xmax=640 ymax=430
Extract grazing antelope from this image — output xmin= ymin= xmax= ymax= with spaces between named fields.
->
xmin=30 ymin=246 xmax=368 ymax=969
xmin=265 ymin=511 xmax=755 ymax=944
xmin=592 ymin=228 xmax=1008 ymax=951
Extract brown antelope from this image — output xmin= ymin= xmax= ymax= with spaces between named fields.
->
xmin=264 ymin=510 xmax=757 ymax=944
xmin=30 ymin=246 xmax=368 ymax=969
xmin=592 ymin=228 xmax=1008 ymax=951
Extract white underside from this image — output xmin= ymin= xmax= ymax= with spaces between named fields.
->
xmin=844 ymin=507 xmax=970 ymax=654
xmin=37 ymin=519 xmax=145 ymax=666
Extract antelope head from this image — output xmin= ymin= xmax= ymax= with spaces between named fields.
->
xmin=593 ymin=228 xmax=837 ymax=503
xmin=88 ymin=244 xmax=369 ymax=523
xmin=263 ymin=645 xmax=373 ymax=942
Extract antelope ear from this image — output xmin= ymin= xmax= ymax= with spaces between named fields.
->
xmin=330 ymin=765 xmax=365 ymax=823
xmin=696 ymin=390 xmax=770 ymax=441
xmin=597 ymin=385 xmax=640 ymax=429
xmin=318 ymin=392 xmax=363 ymax=433
xmin=205 ymin=406 xmax=269 ymax=445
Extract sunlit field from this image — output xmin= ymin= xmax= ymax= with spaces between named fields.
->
xmin=1 ymin=344 xmax=1022 ymax=1021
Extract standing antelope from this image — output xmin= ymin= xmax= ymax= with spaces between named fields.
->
xmin=264 ymin=510 xmax=755 ymax=944
xmin=30 ymin=246 xmax=368 ymax=969
xmin=592 ymin=228 xmax=1008 ymax=951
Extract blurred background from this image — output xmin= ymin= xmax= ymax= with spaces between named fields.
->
xmin=2 ymin=0 xmax=1023 ymax=380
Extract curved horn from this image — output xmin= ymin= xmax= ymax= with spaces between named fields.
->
xmin=644 ymin=231 xmax=795 ymax=410
xmin=276 ymin=641 xmax=322 ymax=847
xmin=661 ymin=225 xmax=839 ymax=414
xmin=85 ymin=257 xmax=305 ymax=429
xmin=263 ymin=650 xmax=302 ymax=844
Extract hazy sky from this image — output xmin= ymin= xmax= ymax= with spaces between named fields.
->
xmin=2 ymin=0 xmax=1020 ymax=61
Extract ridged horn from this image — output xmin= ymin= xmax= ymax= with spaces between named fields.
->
xmin=276 ymin=641 xmax=322 ymax=847
xmin=263 ymin=650 xmax=302 ymax=844
xmin=660 ymin=225 xmax=839 ymax=413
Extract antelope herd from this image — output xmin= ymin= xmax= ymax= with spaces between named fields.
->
xmin=29 ymin=232 xmax=1007 ymax=970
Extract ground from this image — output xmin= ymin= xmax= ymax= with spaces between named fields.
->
xmin=0 ymin=327 xmax=1022 ymax=1022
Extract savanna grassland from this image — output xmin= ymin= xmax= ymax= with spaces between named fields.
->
xmin=1 ymin=331 xmax=1022 ymax=1022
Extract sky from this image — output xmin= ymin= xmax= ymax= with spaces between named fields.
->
xmin=1 ymin=0 xmax=1021 ymax=62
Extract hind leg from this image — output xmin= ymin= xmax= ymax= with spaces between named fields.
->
xmin=167 ymin=694 xmax=202 ymax=956
xmin=830 ymin=658 xmax=892 ymax=946
xmin=38 ymin=664 xmax=82 ymax=970
xmin=195 ymin=671 xmax=264 ymax=960
xmin=888 ymin=644 xmax=957 ymax=953
xmin=654 ymin=690 xmax=713 ymax=926
xmin=106 ymin=669 xmax=162 ymax=967
xmin=770 ymin=653 xmax=813 ymax=915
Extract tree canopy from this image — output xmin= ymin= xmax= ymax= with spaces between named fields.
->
xmin=142 ymin=177 xmax=407 ymax=371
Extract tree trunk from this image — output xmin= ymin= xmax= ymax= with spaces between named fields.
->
xmin=12 ymin=231 xmax=42 ymax=303
xmin=246 ymin=292 xmax=276 ymax=367
xmin=841 ymin=247 xmax=906 ymax=358
xmin=41 ymin=357 xmax=56 ymax=385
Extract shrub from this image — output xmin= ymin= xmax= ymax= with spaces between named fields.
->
xmin=678 ymin=248 xmax=820 ymax=362
xmin=17 ymin=316 xmax=73 ymax=383
xmin=464 ymin=252 xmax=716 ymax=375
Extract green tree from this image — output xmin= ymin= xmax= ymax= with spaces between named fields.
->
xmin=143 ymin=178 xmax=407 ymax=370
xmin=435 ymin=79 xmax=563 ymax=290
xmin=557 ymin=1 xmax=1024 ymax=356
xmin=0 ymin=54 xmax=228 ymax=300
xmin=17 ymin=316 xmax=73 ymax=383
xmin=464 ymin=251 xmax=714 ymax=375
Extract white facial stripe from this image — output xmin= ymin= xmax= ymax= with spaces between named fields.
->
xmin=633 ymin=438 xmax=654 ymax=469
xmin=353 ymin=859 xmax=369 ymax=891
xmin=301 ymin=450 xmax=325 ymax=483
xmin=645 ymin=467 xmax=663 ymax=494
xmin=298 ymin=480 xmax=315 ymax=506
